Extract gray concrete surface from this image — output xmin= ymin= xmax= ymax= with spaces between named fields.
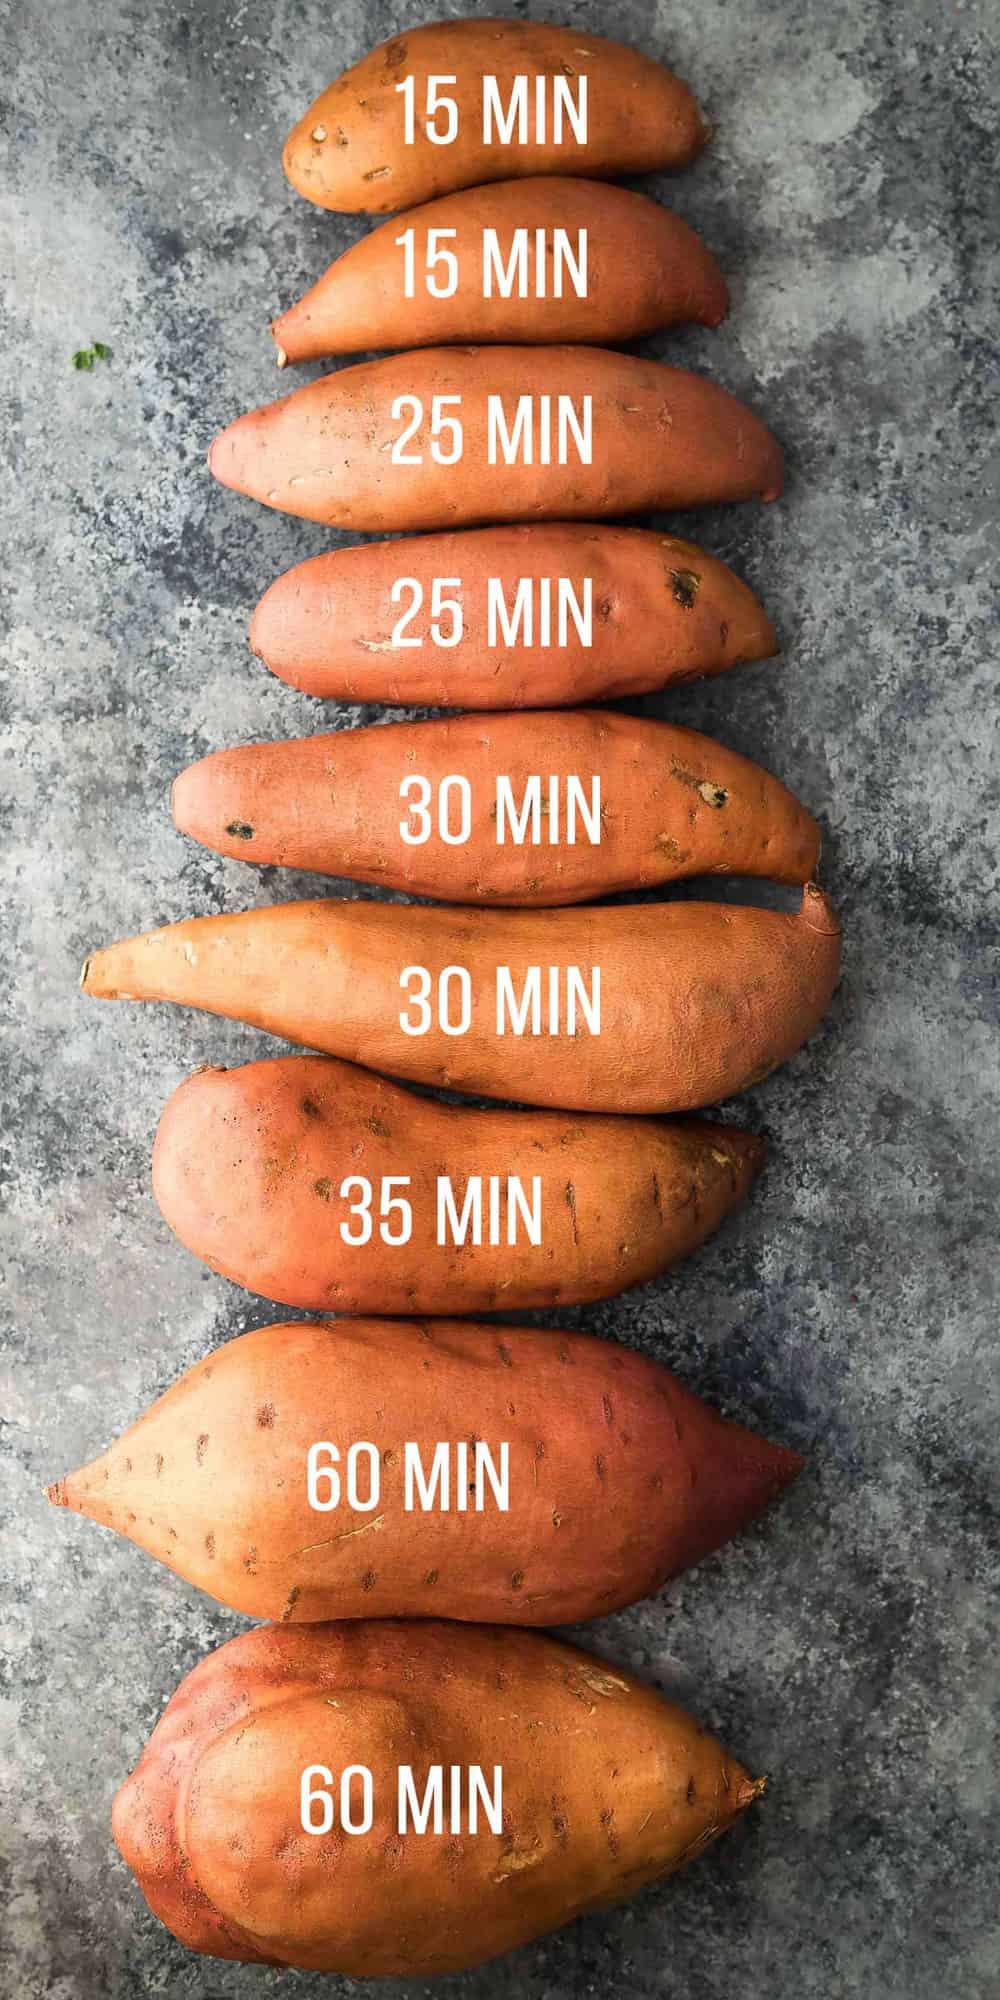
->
xmin=2 ymin=0 xmax=998 ymax=1993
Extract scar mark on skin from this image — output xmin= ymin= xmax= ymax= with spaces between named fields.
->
xmin=670 ymin=568 xmax=701 ymax=609
xmin=565 ymin=1181 xmax=579 ymax=1245
xmin=274 ymin=1517 xmax=386 ymax=1562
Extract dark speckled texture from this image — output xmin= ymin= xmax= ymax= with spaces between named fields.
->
xmin=2 ymin=0 xmax=998 ymax=1994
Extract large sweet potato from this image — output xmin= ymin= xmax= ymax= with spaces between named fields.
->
xmin=249 ymin=523 xmax=778 ymax=708
xmin=208 ymin=348 xmax=783 ymax=531
xmin=272 ymin=180 xmax=727 ymax=363
xmin=113 ymin=1620 xmax=762 ymax=1974
xmin=172 ymin=713 xmax=819 ymax=903
xmin=49 ymin=1317 xmax=801 ymax=1623
xmin=83 ymin=886 xmax=841 ymax=1114
xmin=283 ymin=21 xmax=708 ymax=214
xmin=151 ymin=1054 xmax=764 ymax=1312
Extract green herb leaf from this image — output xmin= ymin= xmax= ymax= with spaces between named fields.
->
xmin=72 ymin=341 xmax=112 ymax=371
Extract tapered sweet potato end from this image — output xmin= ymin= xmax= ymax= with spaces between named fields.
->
xmin=283 ymin=91 xmax=372 ymax=214
xmin=796 ymin=882 xmax=843 ymax=1007
xmin=726 ymin=590 xmax=779 ymax=670
xmin=693 ymin=1427 xmax=804 ymax=1565
xmin=270 ymin=296 xmax=326 ymax=367
xmin=757 ymin=430 xmax=784 ymax=504
xmin=247 ymin=576 xmax=279 ymax=664
xmin=171 ymin=756 xmax=219 ymax=849
xmin=700 ymin=268 xmax=731 ymax=331
xmin=47 ymin=1469 xmax=85 ymax=1513
xmin=717 ymin=1123 xmax=769 ymax=1183
xmin=282 ymin=116 xmax=330 ymax=210
xmin=670 ymin=85 xmax=714 ymax=169
xmin=791 ymin=815 xmax=823 ymax=887
xmin=207 ymin=415 xmax=249 ymax=497
xmin=172 ymin=751 xmax=271 ymax=864
xmin=247 ymin=568 xmax=319 ymax=686
xmin=669 ymin=1755 xmax=766 ymax=1875
xmin=758 ymin=611 xmax=781 ymax=658
xmin=79 ymin=942 xmax=131 ymax=1001
xmin=47 ymin=1451 xmax=121 ymax=1528
xmin=647 ymin=1364 xmax=803 ymax=1583
xmin=800 ymin=880 xmax=841 ymax=937
xmin=270 ymin=308 xmax=309 ymax=369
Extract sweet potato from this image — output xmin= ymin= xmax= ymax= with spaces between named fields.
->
xmin=50 ymin=1317 xmax=801 ymax=1624
xmin=172 ymin=713 xmax=820 ymax=903
xmin=250 ymin=523 xmax=777 ymax=708
xmin=283 ymin=21 xmax=708 ymax=215
xmin=151 ymin=1054 xmax=764 ymax=1312
xmin=272 ymin=180 xmax=727 ymax=364
xmin=83 ymin=886 xmax=841 ymax=1115
xmin=113 ymin=1619 xmax=762 ymax=1974
xmin=208 ymin=348 xmax=783 ymax=531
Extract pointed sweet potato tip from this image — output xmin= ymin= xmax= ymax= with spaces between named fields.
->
xmin=800 ymin=881 xmax=841 ymax=935
xmin=687 ymin=1420 xmax=801 ymax=1572
xmin=206 ymin=420 xmax=236 ymax=487
xmin=46 ymin=1463 xmax=96 ymax=1514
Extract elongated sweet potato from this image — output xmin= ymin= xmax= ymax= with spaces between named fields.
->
xmin=113 ymin=1620 xmax=762 ymax=1974
xmin=172 ymin=713 xmax=820 ymax=903
xmin=209 ymin=348 xmax=783 ymax=531
xmin=151 ymin=1055 xmax=764 ymax=1312
xmin=50 ymin=1317 xmax=801 ymax=1624
xmin=272 ymin=180 xmax=727 ymax=364
xmin=284 ymin=21 xmax=708 ymax=215
xmin=250 ymin=523 xmax=777 ymax=707
xmin=83 ymin=886 xmax=841 ymax=1115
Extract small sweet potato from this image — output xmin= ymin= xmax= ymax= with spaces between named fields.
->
xmin=284 ymin=21 xmax=708 ymax=214
xmin=83 ymin=886 xmax=841 ymax=1115
xmin=49 ymin=1317 xmax=802 ymax=1623
xmin=249 ymin=523 xmax=777 ymax=708
xmin=208 ymin=347 xmax=783 ymax=531
xmin=113 ymin=1620 xmax=763 ymax=1974
xmin=173 ymin=712 xmax=819 ymax=903
xmin=150 ymin=1054 xmax=764 ymax=1312
xmin=272 ymin=179 xmax=727 ymax=363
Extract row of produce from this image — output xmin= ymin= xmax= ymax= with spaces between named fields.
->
xmin=52 ymin=20 xmax=837 ymax=1979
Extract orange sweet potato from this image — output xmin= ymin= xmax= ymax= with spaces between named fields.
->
xmin=208 ymin=347 xmax=783 ymax=531
xmin=249 ymin=523 xmax=777 ymax=707
xmin=113 ymin=1620 xmax=762 ymax=1974
xmin=283 ymin=21 xmax=708 ymax=214
xmin=82 ymin=887 xmax=841 ymax=1115
xmin=150 ymin=1054 xmax=764 ymax=1312
xmin=272 ymin=180 xmax=727 ymax=363
xmin=172 ymin=712 xmax=820 ymax=903
xmin=49 ymin=1316 xmax=801 ymax=1624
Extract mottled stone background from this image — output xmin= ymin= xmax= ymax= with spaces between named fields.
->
xmin=2 ymin=0 xmax=998 ymax=1993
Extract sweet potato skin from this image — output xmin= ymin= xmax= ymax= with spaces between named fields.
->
xmin=272 ymin=180 xmax=728 ymax=363
xmin=172 ymin=713 xmax=819 ymax=903
xmin=150 ymin=1055 xmax=764 ymax=1313
xmin=84 ymin=887 xmax=841 ymax=1115
xmin=113 ymin=1620 xmax=761 ymax=1974
xmin=283 ymin=21 xmax=708 ymax=215
xmin=49 ymin=1317 xmax=801 ymax=1624
xmin=208 ymin=348 xmax=783 ymax=532
xmin=249 ymin=523 xmax=778 ymax=708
